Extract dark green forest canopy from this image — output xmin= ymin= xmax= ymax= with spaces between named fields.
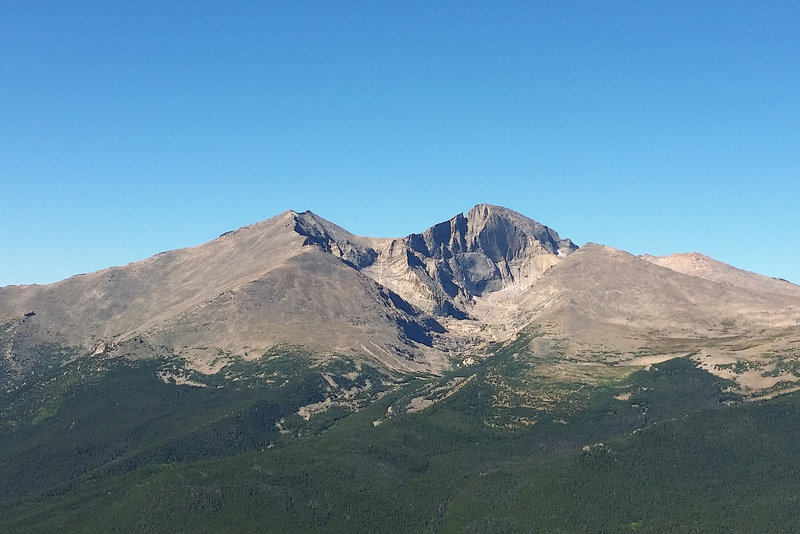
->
xmin=1 ymin=345 xmax=798 ymax=533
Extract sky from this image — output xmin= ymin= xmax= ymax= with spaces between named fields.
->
xmin=1 ymin=1 xmax=799 ymax=286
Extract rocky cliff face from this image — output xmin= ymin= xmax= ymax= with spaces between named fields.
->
xmin=281 ymin=205 xmax=577 ymax=320
xmin=292 ymin=211 xmax=378 ymax=269
xmin=361 ymin=204 xmax=577 ymax=318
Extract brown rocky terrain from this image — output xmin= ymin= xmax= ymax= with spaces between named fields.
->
xmin=2 ymin=204 xmax=799 ymax=396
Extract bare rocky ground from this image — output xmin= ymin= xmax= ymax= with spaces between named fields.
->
xmin=2 ymin=204 xmax=799 ymax=399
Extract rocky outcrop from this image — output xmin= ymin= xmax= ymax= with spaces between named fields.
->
xmin=271 ymin=205 xmax=578 ymax=320
xmin=362 ymin=204 xmax=577 ymax=318
xmin=292 ymin=211 xmax=378 ymax=269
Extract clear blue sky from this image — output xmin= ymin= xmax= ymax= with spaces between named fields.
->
xmin=2 ymin=1 xmax=799 ymax=286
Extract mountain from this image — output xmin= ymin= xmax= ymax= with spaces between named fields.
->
xmin=0 ymin=209 xmax=450 ymax=380
xmin=515 ymin=244 xmax=800 ymax=383
xmin=641 ymin=251 xmax=800 ymax=297
xmin=2 ymin=204 xmax=799 ymax=393
xmin=3 ymin=204 xmax=800 ymax=533
xmin=0 ymin=205 xmax=579 ymax=382
xmin=362 ymin=204 xmax=577 ymax=319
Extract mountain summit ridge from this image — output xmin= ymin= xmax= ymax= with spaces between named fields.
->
xmin=2 ymin=205 xmax=800 ymax=396
xmin=358 ymin=204 xmax=577 ymax=319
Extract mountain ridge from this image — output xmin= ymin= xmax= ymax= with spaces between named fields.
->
xmin=2 ymin=204 xmax=800 ymax=397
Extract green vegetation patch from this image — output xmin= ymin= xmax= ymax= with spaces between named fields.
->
xmin=0 ymin=342 xmax=789 ymax=534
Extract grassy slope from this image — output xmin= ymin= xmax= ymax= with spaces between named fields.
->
xmin=2 ymin=341 xmax=800 ymax=533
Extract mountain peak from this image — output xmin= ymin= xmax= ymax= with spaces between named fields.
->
xmin=289 ymin=210 xmax=378 ymax=269
xmin=641 ymin=251 xmax=800 ymax=297
xmin=352 ymin=205 xmax=580 ymax=319
xmin=466 ymin=203 xmax=526 ymax=220
xmin=463 ymin=204 xmax=578 ymax=258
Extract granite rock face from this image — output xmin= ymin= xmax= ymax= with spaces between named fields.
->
xmin=362 ymin=204 xmax=577 ymax=318
xmin=293 ymin=210 xmax=378 ymax=269
xmin=282 ymin=204 xmax=577 ymax=320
